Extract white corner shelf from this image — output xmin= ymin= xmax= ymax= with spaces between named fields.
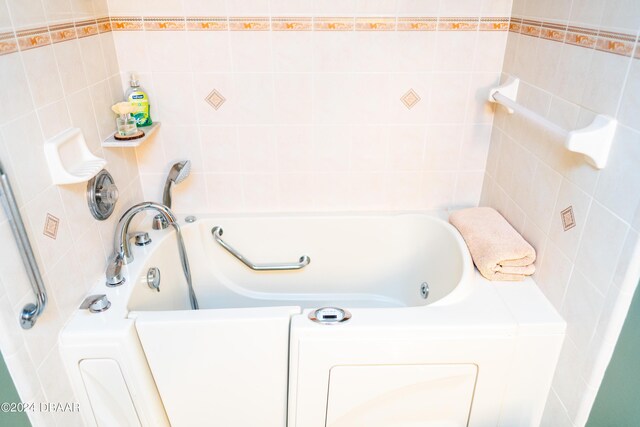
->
xmin=102 ymin=122 xmax=161 ymax=148
xmin=44 ymin=128 xmax=107 ymax=185
xmin=489 ymin=77 xmax=616 ymax=169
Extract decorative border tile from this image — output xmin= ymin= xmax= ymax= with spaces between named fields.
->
xmin=438 ymin=17 xmax=479 ymax=31
xmin=2 ymin=14 xmax=638 ymax=61
xmin=510 ymin=16 xmax=639 ymax=58
xmin=186 ymin=17 xmax=228 ymax=31
xmin=0 ymin=31 xmax=19 ymax=55
xmin=313 ymin=17 xmax=354 ymax=31
xmin=75 ymin=19 xmax=99 ymax=38
xmin=111 ymin=17 xmax=144 ymax=31
xmin=397 ymin=17 xmax=437 ymax=31
xmin=355 ymin=17 xmax=396 ymax=31
xmin=271 ymin=17 xmax=312 ymax=31
xmin=596 ymin=30 xmax=636 ymax=57
xmin=49 ymin=22 xmax=77 ymax=43
xmin=144 ymin=17 xmax=186 ymax=31
xmin=228 ymin=17 xmax=270 ymax=31
xmin=479 ymin=17 xmax=510 ymax=31
xmin=16 ymin=27 xmax=51 ymax=51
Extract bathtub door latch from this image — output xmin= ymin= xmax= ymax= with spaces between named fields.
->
xmin=211 ymin=226 xmax=310 ymax=271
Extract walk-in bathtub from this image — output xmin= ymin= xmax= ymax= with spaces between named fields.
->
xmin=60 ymin=212 xmax=565 ymax=427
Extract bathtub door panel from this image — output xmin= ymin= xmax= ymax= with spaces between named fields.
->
xmin=132 ymin=306 xmax=299 ymax=427
xmin=326 ymin=364 xmax=477 ymax=427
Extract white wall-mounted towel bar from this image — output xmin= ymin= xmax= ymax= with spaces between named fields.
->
xmin=489 ymin=77 xmax=617 ymax=169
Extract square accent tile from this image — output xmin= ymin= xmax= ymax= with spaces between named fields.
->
xmin=205 ymin=89 xmax=226 ymax=110
xmin=401 ymin=89 xmax=421 ymax=109
xmin=561 ymin=206 xmax=576 ymax=231
xmin=43 ymin=213 xmax=59 ymax=240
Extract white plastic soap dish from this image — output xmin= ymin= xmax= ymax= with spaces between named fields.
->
xmin=44 ymin=128 xmax=107 ymax=185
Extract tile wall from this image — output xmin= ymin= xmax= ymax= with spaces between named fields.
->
xmin=480 ymin=0 xmax=640 ymax=425
xmin=0 ymin=0 xmax=141 ymax=425
xmin=107 ymin=0 xmax=514 ymax=213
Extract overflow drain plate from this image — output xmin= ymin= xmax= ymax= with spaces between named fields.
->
xmin=309 ymin=307 xmax=351 ymax=325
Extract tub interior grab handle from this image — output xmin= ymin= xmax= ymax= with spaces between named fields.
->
xmin=211 ymin=226 xmax=310 ymax=271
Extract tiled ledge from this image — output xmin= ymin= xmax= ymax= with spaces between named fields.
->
xmin=509 ymin=16 xmax=640 ymax=59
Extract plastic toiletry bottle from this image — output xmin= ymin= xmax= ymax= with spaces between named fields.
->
xmin=125 ymin=74 xmax=152 ymax=127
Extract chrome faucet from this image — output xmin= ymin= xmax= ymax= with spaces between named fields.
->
xmin=106 ymin=201 xmax=199 ymax=309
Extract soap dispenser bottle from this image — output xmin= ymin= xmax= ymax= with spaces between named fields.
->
xmin=125 ymin=74 xmax=152 ymax=127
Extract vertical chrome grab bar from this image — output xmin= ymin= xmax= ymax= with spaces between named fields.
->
xmin=211 ymin=226 xmax=310 ymax=271
xmin=0 ymin=161 xmax=47 ymax=329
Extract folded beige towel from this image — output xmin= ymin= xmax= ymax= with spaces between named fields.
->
xmin=449 ymin=207 xmax=536 ymax=281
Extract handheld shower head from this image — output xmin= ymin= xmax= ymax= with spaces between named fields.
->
xmin=162 ymin=160 xmax=191 ymax=207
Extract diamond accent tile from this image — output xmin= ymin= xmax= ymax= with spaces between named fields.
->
xmin=561 ymin=206 xmax=576 ymax=231
xmin=401 ymin=89 xmax=421 ymax=109
xmin=205 ymin=89 xmax=226 ymax=110
xmin=43 ymin=213 xmax=59 ymax=240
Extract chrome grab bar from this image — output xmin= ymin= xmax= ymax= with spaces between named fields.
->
xmin=0 ymin=160 xmax=47 ymax=329
xmin=211 ymin=226 xmax=310 ymax=271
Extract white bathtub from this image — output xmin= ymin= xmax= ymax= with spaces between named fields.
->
xmin=60 ymin=212 xmax=565 ymax=427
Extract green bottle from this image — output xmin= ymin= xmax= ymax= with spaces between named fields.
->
xmin=125 ymin=74 xmax=152 ymax=127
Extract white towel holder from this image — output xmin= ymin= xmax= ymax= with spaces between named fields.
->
xmin=489 ymin=77 xmax=616 ymax=169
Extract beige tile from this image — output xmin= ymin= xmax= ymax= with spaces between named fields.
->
xmin=205 ymin=173 xmax=244 ymax=213
xmin=21 ymin=45 xmax=64 ymax=108
xmin=350 ymin=126 xmax=389 ymax=172
xmin=0 ymin=222 xmax=33 ymax=309
xmin=523 ymin=160 xmax=562 ymax=234
xmin=552 ymin=43 xmax=594 ymax=107
xmin=387 ymin=126 xmax=426 ymax=172
xmin=275 ymin=126 xmax=314 ymax=173
xmin=347 ymin=172 xmax=388 ymax=210
xmin=169 ymin=172 xmax=208 ymax=214
xmin=272 ymin=32 xmax=313 ymax=73
xmin=459 ymin=124 xmax=492 ymax=171
xmin=466 ymin=72 xmax=501 ymax=124
xmin=593 ymin=125 xmax=640 ymax=223
xmin=395 ymin=31 xmax=436 ymax=73
xmin=312 ymin=32 xmax=355 ymax=73
xmin=383 ymin=171 xmax=423 ymax=210
xmin=37 ymin=100 xmax=71 ymax=141
xmin=188 ymin=31 xmax=232 ymax=73
xmin=474 ymin=32 xmax=509 ymax=73
xmin=561 ymin=269 xmax=606 ymax=352
xmin=454 ymin=171 xmax=484 ymax=208
xmin=569 ymin=0 xmax=606 ymax=27
xmin=312 ymin=172 xmax=351 ymax=211
xmin=423 ymin=125 xmax=463 ymax=171
xmin=238 ymin=126 xmax=277 ymax=173
xmin=539 ymin=390 xmax=573 ymax=427
xmin=274 ymin=73 xmax=313 ymax=125
xmin=551 ymin=338 xmax=588 ymax=421
xmin=113 ymin=32 xmax=150 ymax=73
xmin=0 ymin=54 xmax=35 ymax=125
xmin=230 ymin=31 xmax=273 ymax=73
xmin=52 ymin=39 xmax=88 ymax=94
xmin=78 ymin=35 xmax=108 ymax=86
xmin=581 ymin=50 xmax=631 ymax=117
xmin=1 ymin=113 xmax=50 ymax=203
xmin=575 ymin=201 xmax=630 ymax=295
xmin=242 ymin=173 xmax=279 ymax=212
xmin=313 ymin=73 xmax=356 ymax=125
xmin=420 ymin=172 xmax=456 ymax=209
xmin=66 ymin=88 xmax=101 ymax=152
xmin=234 ymin=73 xmax=276 ymax=125
xmin=278 ymin=172 xmax=315 ymax=212
xmin=5 ymin=0 xmax=46 ymax=29
xmin=599 ymin=0 xmax=640 ymax=30
xmin=200 ymin=126 xmax=240 ymax=173
xmin=353 ymin=31 xmax=399 ymax=73
xmin=312 ymin=126 xmax=351 ymax=172
xmin=183 ymin=0 xmax=227 ymax=15
xmin=535 ymin=242 xmax=573 ymax=310
xmin=154 ymin=72 xmax=197 ymax=125
xmin=146 ymin=31 xmax=190 ymax=73
xmin=427 ymin=73 xmax=471 ymax=124
xmin=618 ymin=59 xmax=640 ymax=132
xmin=99 ymin=33 xmax=120 ymax=78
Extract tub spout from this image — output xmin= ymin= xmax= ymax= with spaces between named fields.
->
xmin=106 ymin=202 xmax=199 ymax=309
xmin=114 ymin=202 xmax=177 ymax=264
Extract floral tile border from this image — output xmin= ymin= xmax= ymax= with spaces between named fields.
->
xmin=510 ymin=16 xmax=639 ymax=58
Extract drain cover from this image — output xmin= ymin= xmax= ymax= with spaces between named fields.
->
xmin=309 ymin=307 xmax=351 ymax=324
